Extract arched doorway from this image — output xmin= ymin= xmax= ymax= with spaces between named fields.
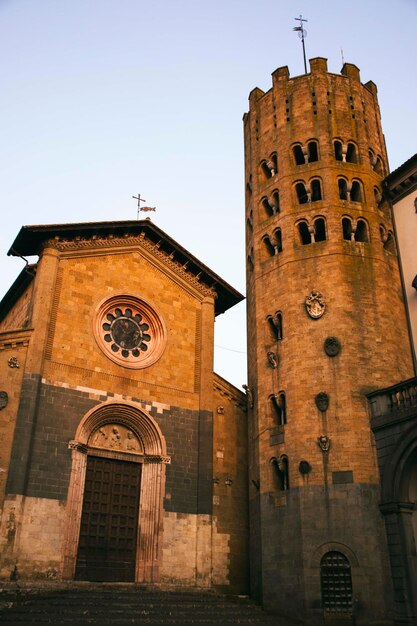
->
xmin=62 ymin=401 xmax=170 ymax=583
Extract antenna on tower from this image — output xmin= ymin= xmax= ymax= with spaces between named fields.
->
xmin=293 ymin=15 xmax=308 ymax=74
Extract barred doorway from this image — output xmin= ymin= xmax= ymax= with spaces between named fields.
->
xmin=75 ymin=456 xmax=142 ymax=582
xmin=321 ymin=551 xmax=353 ymax=624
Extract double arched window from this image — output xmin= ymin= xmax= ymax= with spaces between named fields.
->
xmin=260 ymin=153 xmax=278 ymax=180
xmin=261 ymin=190 xmax=280 ymax=217
xmin=267 ymin=312 xmax=283 ymax=342
xmin=296 ymin=217 xmax=327 ymax=245
xmin=342 ymin=217 xmax=369 ymax=242
xmin=292 ymin=140 xmax=319 ymax=165
xmin=334 ymin=139 xmax=358 ymax=163
xmin=295 ymin=178 xmax=323 ymax=204
xmin=338 ymin=178 xmax=363 ymax=203
xmin=262 ymin=229 xmax=283 ymax=257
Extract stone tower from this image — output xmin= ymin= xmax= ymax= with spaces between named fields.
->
xmin=243 ymin=57 xmax=414 ymax=623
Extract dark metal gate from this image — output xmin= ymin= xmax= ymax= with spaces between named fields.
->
xmin=321 ymin=551 xmax=353 ymax=620
xmin=75 ymin=455 xmax=141 ymax=582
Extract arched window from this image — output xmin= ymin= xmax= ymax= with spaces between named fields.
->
xmin=262 ymin=196 xmax=274 ymax=218
xmin=293 ymin=144 xmax=306 ymax=165
xmin=320 ymin=551 xmax=353 ymax=613
xmin=350 ymin=180 xmax=362 ymax=203
xmin=342 ymin=217 xmax=353 ymax=241
xmin=271 ymin=190 xmax=280 ymax=214
xmin=262 ymin=235 xmax=276 ymax=257
xmin=273 ymin=228 xmax=283 ymax=253
xmin=246 ymin=215 xmax=253 ymax=231
xmin=314 ymin=217 xmax=327 ymax=242
xmin=297 ymin=221 xmax=311 ymax=245
xmin=355 ymin=219 xmax=369 ymax=242
xmin=374 ymin=156 xmax=383 ymax=176
xmin=369 ymin=149 xmax=375 ymax=167
xmin=310 ymin=179 xmax=322 ymax=202
xmin=295 ymin=182 xmax=309 ymax=204
xmin=246 ymin=176 xmax=252 ymax=194
xmin=261 ymin=160 xmax=273 ymax=179
xmin=247 ymin=249 xmax=254 ymax=270
xmin=267 ymin=312 xmax=282 ymax=341
xmin=374 ymin=186 xmax=382 ymax=206
xmin=270 ymin=456 xmax=289 ymax=491
xmin=308 ymin=140 xmax=319 ymax=162
xmin=381 ymin=227 xmax=396 ymax=254
xmin=275 ymin=311 xmax=283 ymax=340
xmin=338 ymin=179 xmax=348 ymax=201
xmin=346 ymin=142 xmax=358 ymax=163
xmin=334 ymin=140 xmax=343 ymax=161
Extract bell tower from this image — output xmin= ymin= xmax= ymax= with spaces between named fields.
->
xmin=244 ymin=58 xmax=414 ymax=622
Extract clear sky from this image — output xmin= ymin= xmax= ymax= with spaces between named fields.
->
xmin=1 ymin=0 xmax=416 ymax=388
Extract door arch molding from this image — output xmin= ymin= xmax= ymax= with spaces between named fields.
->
xmin=62 ymin=400 xmax=170 ymax=582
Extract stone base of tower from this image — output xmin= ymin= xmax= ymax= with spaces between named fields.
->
xmin=250 ymin=484 xmax=394 ymax=625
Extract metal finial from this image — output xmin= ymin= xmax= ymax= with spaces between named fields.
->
xmin=293 ymin=14 xmax=308 ymax=74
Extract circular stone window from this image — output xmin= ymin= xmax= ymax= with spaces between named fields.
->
xmin=94 ymin=295 xmax=166 ymax=369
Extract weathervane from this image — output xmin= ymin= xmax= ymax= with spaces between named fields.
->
xmin=132 ymin=193 xmax=156 ymax=219
xmin=293 ymin=14 xmax=308 ymax=74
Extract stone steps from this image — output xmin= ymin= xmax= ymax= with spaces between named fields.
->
xmin=0 ymin=586 xmax=294 ymax=625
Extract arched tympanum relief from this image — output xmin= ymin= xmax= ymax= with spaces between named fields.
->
xmin=62 ymin=401 xmax=169 ymax=583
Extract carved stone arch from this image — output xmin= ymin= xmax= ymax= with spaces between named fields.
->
xmin=62 ymin=400 xmax=169 ymax=582
xmin=309 ymin=541 xmax=360 ymax=569
xmin=380 ymin=422 xmax=417 ymax=505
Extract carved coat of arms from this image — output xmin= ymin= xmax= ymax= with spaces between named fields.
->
xmin=305 ymin=290 xmax=326 ymax=319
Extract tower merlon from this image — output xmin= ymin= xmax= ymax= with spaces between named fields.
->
xmin=309 ymin=57 xmax=328 ymax=73
xmin=341 ymin=62 xmax=361 ymax=82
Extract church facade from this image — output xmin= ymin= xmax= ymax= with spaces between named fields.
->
xmin=0 ymin=220 xmax=248 ymax=593
xmin=0 ymin=58 xmax=416 ymax=626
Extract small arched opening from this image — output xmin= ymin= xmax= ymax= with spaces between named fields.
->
xmin=297 ymin=221 xmax=312 ymax=245
xmin=295 ymin=182 xmax=309 ymax=204
xmin=310 ymin=179 xmax=322 ymax=202
xmin=342 ymin=217 xmax=353 ymax=241
xmin=338 ymin=178 xmax=348 ymax=201
xmin=293 ymin=144 xmax=306 ymax=165
xmin=307 ymin=140 xmax=319 ymax=163
xmin=355 ymin=219 xmax=369 ymax=242
xmin=350 ymin=180 xmax=362 ymax=203
xmin=346 ymin=142 xmax=358 ymax=163
xmin=334 ymin=140 xmax=343 ymax=161
xmin=314 ymin=217 xmax=327 ymax=242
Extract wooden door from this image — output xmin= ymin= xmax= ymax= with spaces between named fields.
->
xmin=75 ymin=455 xmax=141 ymax=581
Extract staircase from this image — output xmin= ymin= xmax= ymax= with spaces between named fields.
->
xmin=0 ymin=584 xmax=297 ymax=625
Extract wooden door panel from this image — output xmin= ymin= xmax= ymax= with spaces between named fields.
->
xmin=75 ymin=456 xmax=141 ymax=582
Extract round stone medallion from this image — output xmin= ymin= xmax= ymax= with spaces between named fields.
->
xmin=94 ymin=295 xmax=166 ymax=369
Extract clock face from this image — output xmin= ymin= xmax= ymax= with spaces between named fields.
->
xmin=94 ymin=296 xmax=166 ymax=369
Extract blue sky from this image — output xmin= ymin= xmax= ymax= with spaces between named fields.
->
xmin=1 ymin=0 xmax=416 ymax=387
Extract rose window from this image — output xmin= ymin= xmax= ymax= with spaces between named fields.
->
xmin=102 ymin=308 xmax=151 ymax=358
xmin=94 ymin=295 xmax=166 ymax=369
